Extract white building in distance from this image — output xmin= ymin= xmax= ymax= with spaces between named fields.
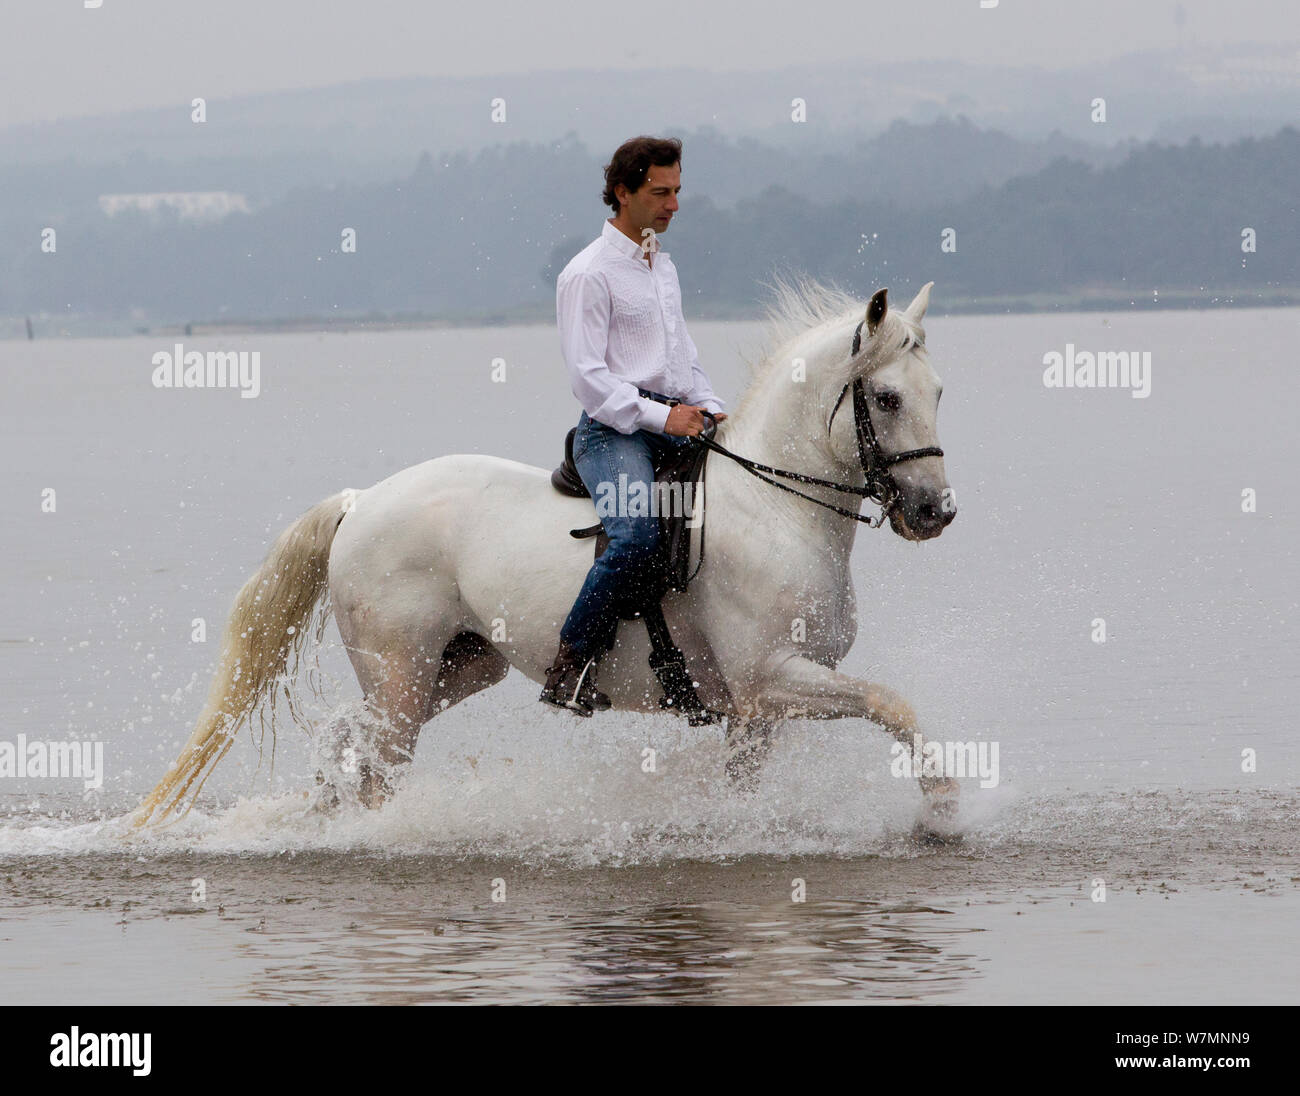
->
xmin=97 ymin=192 xmax=250 ymax=222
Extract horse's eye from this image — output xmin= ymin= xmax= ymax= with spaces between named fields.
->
xmin=875 ymin=390 xmax=901 ymax=413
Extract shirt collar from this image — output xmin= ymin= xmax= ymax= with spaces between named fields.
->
xmin=602 ymin=218 xmax=664 ymax=262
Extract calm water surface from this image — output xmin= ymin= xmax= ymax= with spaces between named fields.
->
xmin=2 ymin=309 xmax=1297 ymax=1002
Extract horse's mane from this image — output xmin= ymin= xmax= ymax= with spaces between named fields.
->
xmin=734 ymin=272 xmax=915 ymax=421
xmin=759 ymin=272 xmax=864 ymax=358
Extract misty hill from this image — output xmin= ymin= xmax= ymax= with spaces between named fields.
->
xmin=0 ymin=114 xmax=1130 ymax=245
xmin=2 ymin=124 xmax=1295 ymax=332
xmin=3 ymin=42 xmax=1297 ymax=182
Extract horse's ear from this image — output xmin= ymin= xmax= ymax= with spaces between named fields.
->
xmin=866 ymin=288 xmax=888 ymax=335
xmin=907 ymin=281 xmax=934 ymax=323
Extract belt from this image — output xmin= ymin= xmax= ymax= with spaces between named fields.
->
xmin=637 ymin=388 xmax=680 ymax=406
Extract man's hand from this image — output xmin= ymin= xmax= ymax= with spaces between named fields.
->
xmin=664 ymin=404 xmax=728 ymax=437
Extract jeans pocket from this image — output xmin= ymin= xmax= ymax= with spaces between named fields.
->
xmin=572 ymin=420 xmax=591 ymax=462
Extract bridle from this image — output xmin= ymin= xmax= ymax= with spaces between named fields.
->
xmin=832 ymin=318 xmax=946 ymax=518
xmin=693 ymin=316 xmax=944 ymax=528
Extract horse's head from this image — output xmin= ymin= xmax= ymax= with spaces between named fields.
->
xmin=832 ymin=282 xmax=954 ymax=541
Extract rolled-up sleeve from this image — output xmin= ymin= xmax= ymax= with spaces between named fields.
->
xmin=557 ymin=269 xmax=671 ymax=434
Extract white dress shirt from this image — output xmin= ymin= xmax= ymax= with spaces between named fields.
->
xmin=556 ymin=219 xmax=726 ymax=434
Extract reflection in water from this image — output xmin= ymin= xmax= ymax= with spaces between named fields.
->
xmin=564 ymin=899 xmax=981 ymax=1003
xmin=8 ymin=787 xmax=1297 ymax=1003
xmin=237 ymin=898 xmax=983 ymax=1004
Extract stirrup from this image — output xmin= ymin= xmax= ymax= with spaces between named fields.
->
xmin=539 ymin=685 xmax=593 ymax=717
xmin=539 ymin=654 xmax=595 ymax=717
xmin=577 ymin=656 xmax=612 ymax=711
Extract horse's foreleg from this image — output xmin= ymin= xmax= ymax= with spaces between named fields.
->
xmin=724 ymin=716 xmax=778 ymax=793
xmin=752 ymin=654 xmax=960 ymax=826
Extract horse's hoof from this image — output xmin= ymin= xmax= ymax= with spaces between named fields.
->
xmin=306 ymin=780 xmax=342 ymax=816
xmin=914 ymin=778 xmax=962 ymax=844
xmin=911 ymin=820 xmax=964 ymax=847
xmin=724 ymin=761 xmax=761 ymax=795
xmin=913 ymin=788 xmax=964 ymax=844
xmin=724 ymin=735 xmax=768 ymax=794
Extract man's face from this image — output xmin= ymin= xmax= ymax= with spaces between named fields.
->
xmin=618 ymin=163 xmax=681 ymax=233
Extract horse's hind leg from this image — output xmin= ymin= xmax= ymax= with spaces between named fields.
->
xmin=357 ymin=631 xmax=508 ymax=807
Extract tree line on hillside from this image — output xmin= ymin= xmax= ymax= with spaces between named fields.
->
xmin=1 ymin=126 xmax=1294 ymax=324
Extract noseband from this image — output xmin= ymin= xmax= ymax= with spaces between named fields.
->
xmin=693 ymin=317 xmax=944 ymax=528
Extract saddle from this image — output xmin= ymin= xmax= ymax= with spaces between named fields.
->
xmin=549 ymin=421 xmax=721 ymax=726
xmin=551 ymin=424 xmax=710 ymax=596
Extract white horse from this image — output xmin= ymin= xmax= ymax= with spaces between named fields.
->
xmin=132 ymin=278 xmax=959 ymax=835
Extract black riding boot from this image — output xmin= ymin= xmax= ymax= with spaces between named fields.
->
xmin=539 ymin=640 xmax=611 ymax=716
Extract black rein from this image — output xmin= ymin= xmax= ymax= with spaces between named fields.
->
xmin=692 ymin=318 xmax=943 ymax=528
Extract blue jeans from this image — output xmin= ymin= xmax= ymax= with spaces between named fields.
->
xmin=559 ymin=394 xmax=690 ymax=660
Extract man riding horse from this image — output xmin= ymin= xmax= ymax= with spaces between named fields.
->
xmin=540 ymin=136 xmax=729 ymax=715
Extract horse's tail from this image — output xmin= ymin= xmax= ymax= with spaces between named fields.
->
xmin=130 ymin=491 xmax=353 ymax=829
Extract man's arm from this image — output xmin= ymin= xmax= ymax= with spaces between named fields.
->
xmin=557 ymin=269 xmax=671 ymax=434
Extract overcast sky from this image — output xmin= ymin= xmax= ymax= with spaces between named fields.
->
xmin=2 ymin=0 xmax=1295 ymax=129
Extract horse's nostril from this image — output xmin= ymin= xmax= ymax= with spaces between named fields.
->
xmin=917 ymin=503 xmax=939 ymax=524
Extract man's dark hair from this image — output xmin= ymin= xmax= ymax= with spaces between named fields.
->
xmin=602 ymin=136 xmax=683 ymax=213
